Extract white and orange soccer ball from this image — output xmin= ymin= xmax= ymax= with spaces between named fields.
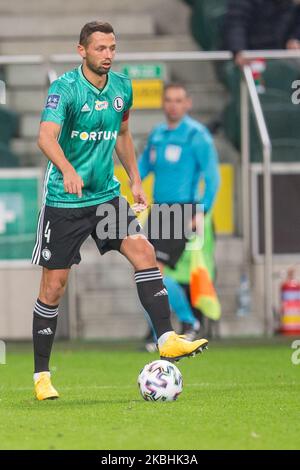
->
xmin=138 ymin=360 xmax=183 ymax=402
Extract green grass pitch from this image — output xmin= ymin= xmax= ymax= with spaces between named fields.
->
xmin=0 ymin=339 xmax=299 ymax=450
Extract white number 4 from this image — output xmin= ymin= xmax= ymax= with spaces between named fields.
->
xmin=44 ymin=221 xmax=51 ymax=244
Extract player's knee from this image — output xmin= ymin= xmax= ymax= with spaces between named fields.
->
xmin=42 ymin=277 xmax=67 ymax=304
xmin=134 ymin=239 xmax=156 ymax=268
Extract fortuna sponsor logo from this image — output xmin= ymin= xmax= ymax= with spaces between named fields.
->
xmin=71 ymin=130 xmax=118 ymax=141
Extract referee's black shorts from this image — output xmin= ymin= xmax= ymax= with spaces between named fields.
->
xmin=144 ymin=203 xmax=198 ymax=269
xmin=31 ymin=196 xmax=144 ymax=269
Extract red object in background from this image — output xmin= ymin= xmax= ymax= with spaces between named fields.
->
xmin=250 ymin=58 xmax=266 ymax=94
xmin=280 ymin=269 xmax=300 ymax=335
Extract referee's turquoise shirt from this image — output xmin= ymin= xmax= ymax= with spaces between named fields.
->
xmin=138 ymin=115 xmax=220 ymax=213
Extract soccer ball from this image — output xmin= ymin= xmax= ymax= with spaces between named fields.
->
xmin=138 ymin=360 xmax=183 ymax=402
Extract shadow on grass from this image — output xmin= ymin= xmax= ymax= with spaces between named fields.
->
xmin=17 ymin=398 xmax=142 ymax=409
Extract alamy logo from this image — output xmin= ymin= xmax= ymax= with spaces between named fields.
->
xmin=38 ymin=328 xmax=53 ymax=335
xmin=291 ymin=80 xmax=300 ymax=104
xmin=0 ymin=80 xmax=6 ymax=105
xmin=0 ymin=340 xmax=6 ymax=364
xmin=291 ymin=340 xmax=300 ymax=365
xmin=95 ymin=198 xmax=205 ymax=249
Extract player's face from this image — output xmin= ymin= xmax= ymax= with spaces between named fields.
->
xmin=163 ymin=87 xmax=191 ymax=123
xmin=78 ymin=32 xmax=116 ymax=75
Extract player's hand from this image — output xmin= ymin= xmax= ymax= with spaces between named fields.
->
xmin=63 ymin=167 xmax=84 ymax=198
xmin=286 ymin=39 xmax=300 ymax=50
xmin=130 ymin=180 xmax=148 ymax=213
xmin=234 ymin=51 xmax=251 ymax=68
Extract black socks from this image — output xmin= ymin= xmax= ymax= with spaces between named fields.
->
xmin=135 ymin=267 xmax=173 ymax=339
xmin=33 ymin=299 xmax=58 ymax=373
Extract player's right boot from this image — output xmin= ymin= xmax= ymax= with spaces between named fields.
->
xmin=34 ymin=372 xmax=59 ymax=401
xmin=159 ymin=332 xmax=208 ymax=363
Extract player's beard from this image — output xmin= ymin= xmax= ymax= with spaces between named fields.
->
xmin=86 ymin=58 xmax=111 ymax=76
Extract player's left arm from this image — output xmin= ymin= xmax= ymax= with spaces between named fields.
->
xmin=115 ymin=118 xmax=148 ymax=209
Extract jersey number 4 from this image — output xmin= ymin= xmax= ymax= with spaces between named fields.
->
xmin=44 ymin=221 xmax=51 ymax=244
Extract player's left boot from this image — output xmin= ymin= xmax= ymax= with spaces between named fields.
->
xmin=34 ymin=372 xmax=59 ymax=401
xmin=159 ymin=332 xmax=208 ymax=362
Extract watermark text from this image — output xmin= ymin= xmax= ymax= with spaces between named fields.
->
xmin=0 ymin=340 xmax=6 ymax=364
xmin=291 ymin=340 xmax=300 ymax=365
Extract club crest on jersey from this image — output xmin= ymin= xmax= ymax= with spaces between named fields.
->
xmin=42 ymin=248 xmax=52 ymax=261
xmin=95 ymin=100 xmax=108 ymax=111
xmin=113 ymin=96 xmax=124 ymax=112
xmin=45 ymin=94 xmax=61 ymax=110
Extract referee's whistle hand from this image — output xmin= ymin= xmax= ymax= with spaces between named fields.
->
xmin=63 ymin=167 xmax=84 ymax=198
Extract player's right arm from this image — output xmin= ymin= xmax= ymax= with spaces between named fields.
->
xmin=38 ymin=122 xmax=84 ymax=197
xmin=38 ymin=80 xmax=84 ymax=197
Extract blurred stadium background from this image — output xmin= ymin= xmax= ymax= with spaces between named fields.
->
xmin=1 ymin=0 xmax=300 ymax=343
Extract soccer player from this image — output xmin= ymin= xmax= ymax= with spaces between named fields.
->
xmin=138 ymin=83 xmax=220 ymax=346
xmin=31 ymin=22 xmax=208 ymax=401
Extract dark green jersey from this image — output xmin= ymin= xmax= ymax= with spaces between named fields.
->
xmin=41 ymin=66 xmax=133 ymax=208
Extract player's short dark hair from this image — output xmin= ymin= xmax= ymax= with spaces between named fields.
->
xmin=163 ymin=82 xmax=188 ymax=95
xmin=79 ymin=21 xmax=115 ymax=47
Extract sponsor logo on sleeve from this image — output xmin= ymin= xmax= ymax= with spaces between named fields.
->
xmin=45 ymin=94 xmax=61 ymax=110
